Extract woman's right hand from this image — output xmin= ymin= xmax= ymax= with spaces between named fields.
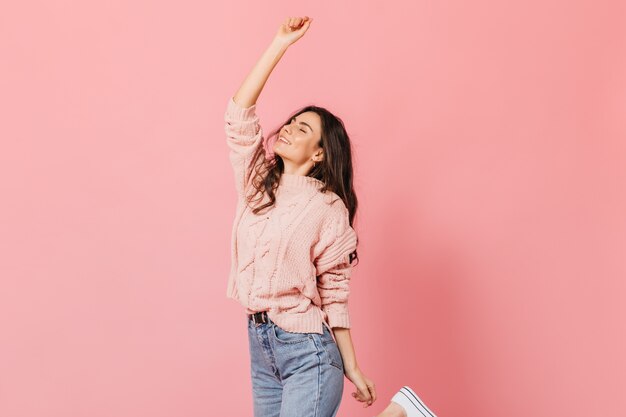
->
xmin=274 ymin=16 xmax=313 ymax=47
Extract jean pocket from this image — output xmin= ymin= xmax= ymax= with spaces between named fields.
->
xmin=321 ymin=327 xmax=343 ymax=371
xmin=272 ymin=324 xmax=312 ymax=344
xmin=320 ymin=324 xmax=336 ymax=344
xmin=322 ymin=337 xmax=344 ymax=371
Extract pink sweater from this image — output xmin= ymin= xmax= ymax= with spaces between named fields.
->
xmin=224 ymin=96 xmax=358 ymax=334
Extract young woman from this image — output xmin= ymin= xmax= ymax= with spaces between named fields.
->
xmin=224 ymin=16 xmax=437 ymax=417
xmin=225 ymin=17 xmax=434 ymax=417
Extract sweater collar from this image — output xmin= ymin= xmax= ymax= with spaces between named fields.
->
xmin=279 ymin=173 xmax=324 ymax=190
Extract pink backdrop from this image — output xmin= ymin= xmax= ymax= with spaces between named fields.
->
xmin=1 ymin=1 xmax=624 ymax=416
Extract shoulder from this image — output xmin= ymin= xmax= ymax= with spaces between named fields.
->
xmin=308 ymin=184 xmax=343 ymax=208
xmin=309 ymin=191 xmax=352 ymax=240
xmin=313 ymin=189 xmax=348 ymax=219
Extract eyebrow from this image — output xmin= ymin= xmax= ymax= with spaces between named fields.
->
xmin=292 ymin=116 xmax=313 ymax=133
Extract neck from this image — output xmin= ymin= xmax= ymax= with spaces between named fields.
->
xmin=279 ymin=172 xmax=324 ymax=190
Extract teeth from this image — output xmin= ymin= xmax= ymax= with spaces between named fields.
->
xmin=279 ymin=136 xmax=290 ymax=144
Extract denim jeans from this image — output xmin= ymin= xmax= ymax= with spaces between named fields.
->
xmin=247 ymin=315 xmax=345 ymax=417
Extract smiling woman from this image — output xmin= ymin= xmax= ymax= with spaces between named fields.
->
xmin=272 ymin=112 xmax=321 ymax=166
xmin=244 ymin=97 xmax=359 ymax=222
xmin=223 ymin=15 xmax=440 ymax=417
xmin=223 ymin=15 xmax=376 ymax=417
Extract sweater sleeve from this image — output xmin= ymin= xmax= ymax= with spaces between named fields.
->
xmin=313 ymin=203 xmax=358 ymax=329
xmin=224 ymin=96 xmax=265 ymax=199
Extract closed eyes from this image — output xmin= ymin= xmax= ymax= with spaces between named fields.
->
xmin=290 ymin=117 xmax=311 ymax=133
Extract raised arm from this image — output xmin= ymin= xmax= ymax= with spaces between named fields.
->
xmin=225 ymin=17 xmax=313 ymax=198
xmin=232 ymin=16 xmax=313 ymax=108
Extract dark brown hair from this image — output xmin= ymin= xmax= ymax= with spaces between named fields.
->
xmin=245 ymin=104 xmax=359 ymax=266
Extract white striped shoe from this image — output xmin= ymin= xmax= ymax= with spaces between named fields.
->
xmin=391 ymin=386 xmax=437 ymax=417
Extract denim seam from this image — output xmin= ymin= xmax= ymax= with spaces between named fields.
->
xmin=310 ymin=334 xmax=323 ymax=417
xmin=253 ymin=323 xmax=281 ymax=382
xmin=266 ymin=323 xmax=282 ymax=381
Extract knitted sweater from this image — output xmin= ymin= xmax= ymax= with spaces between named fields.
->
xmin=224 ymin=96 xmax=358 ymax=334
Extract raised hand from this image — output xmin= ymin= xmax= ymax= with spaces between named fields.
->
xmin=274 ymin=16 xmax=313 ymax=47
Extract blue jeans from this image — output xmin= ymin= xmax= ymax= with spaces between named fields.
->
xmin=247 ymin=315 xmax=345 ymax=417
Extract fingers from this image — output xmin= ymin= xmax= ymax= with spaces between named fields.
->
xmin=351 ymin=391 xmax=368 ymax=407
xmin=368 ymin=383 xmax=377 ymax=404
xmin=368 ymin=380 xmax=377 ymax=402
xmin=351 ymin=382 xmax=376 ymax=408
xmin=350 ymin=390 xmax=366 ymax=402
xmin=358 ymin=385 xmax=373 ymax=407
xmin=363 ymin=386 xmax=373 ymax=407
xmin=286 ymin=16 xmax=311 ymax=30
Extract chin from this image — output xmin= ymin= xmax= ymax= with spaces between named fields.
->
xmin=272 ymin=145 xmax=286 ymax=158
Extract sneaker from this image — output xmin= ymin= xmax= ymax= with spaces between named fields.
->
xmin=391 ymin=385 xmax=437 ymax=417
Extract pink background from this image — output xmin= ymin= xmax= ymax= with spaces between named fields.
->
xmin=1 ymin=1 xmax=624 ymax=416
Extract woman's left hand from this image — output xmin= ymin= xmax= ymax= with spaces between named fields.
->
xmin=345 ymin=365 xmax=377 ymax=408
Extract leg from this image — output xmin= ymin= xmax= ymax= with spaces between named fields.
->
xmin=375 ymin=402 xmax=408 ymax=417
xmin=270 ymin=322 xmax=344 ymax=417
xmin=248 ymin=320 xmax=283 ymax=417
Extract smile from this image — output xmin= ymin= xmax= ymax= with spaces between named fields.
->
xmin=279 ymin=136 xmax=291 ymax=144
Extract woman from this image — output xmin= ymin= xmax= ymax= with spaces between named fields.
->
xmin=224 ymin=16 xmax=437 ymax=417
xmin=224 ymin=15 xmax=373 ymax=416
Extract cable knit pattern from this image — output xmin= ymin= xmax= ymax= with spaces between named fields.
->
xmin=224 ymin=96 xmax=357 ymax=334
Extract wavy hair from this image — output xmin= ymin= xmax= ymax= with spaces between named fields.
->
xmin=245 ymin=105 xmax=359 ymax=266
